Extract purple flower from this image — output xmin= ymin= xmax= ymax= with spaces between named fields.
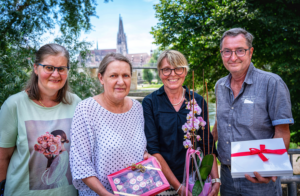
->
xmin=182 ymin=123 xmax=189 ymax=132
xmin=183 ymin=139 xmax=193 ymax=149
xmin=196 ymin=135 xmax=201 ymax=141
xmin=197 ymin=117 xmax=206 ymax=127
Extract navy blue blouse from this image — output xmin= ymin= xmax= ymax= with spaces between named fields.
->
xmin=142 ymin=86 xmax=217 ymax=182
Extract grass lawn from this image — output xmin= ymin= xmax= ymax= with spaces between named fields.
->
xmin=139 ymin=84 xmax=163 ymax=89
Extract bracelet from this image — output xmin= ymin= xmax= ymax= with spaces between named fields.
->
xmin=211 ymin=178 xmax=221 ymax=184
xmin=176 ymin=184 xmax=182 ymax=193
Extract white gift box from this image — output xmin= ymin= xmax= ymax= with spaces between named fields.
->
xmin=231 ymin=138 xmax=293 ymax=178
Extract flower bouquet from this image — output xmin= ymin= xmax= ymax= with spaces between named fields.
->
xmin=181 ymin=72 xmax=214 ymax=196
xmin=34 ymin=132 xmax=61 ymax=156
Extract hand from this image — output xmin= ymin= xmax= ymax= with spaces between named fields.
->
xmin=143 ymin=152 xmax=162 ymax=169
xmin=208 ymin=182 xmax=220 ymax=196
xmin=178 ymin=185 xmax=193 ymax=196
xmin=245 ymin=172 xmax=277 ymax=184
xmin=44 ymin=154 xmax=53 ymax=160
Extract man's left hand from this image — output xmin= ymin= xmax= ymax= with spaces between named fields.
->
xmin=245 ymin=172 xmax=277 ymax=184
xmin=208 ymin=182 xmax=220 ymax=196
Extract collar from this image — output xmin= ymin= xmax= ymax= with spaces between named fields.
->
xmin=221 ymin=62 xmax=255 ymax=87
xmin=157 ymin=85 xmax=193 ymax=96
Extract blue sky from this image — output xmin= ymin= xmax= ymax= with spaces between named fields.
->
xmin=79 ymin=0 xmax=160 ymax=54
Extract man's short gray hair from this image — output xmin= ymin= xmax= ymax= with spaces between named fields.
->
xmin=220 ymin=28 xmax=254 ymax=49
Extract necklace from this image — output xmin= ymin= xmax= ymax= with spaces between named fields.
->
xmin=39 ymin=100 xmax=46 ymax=107
xmin=172 ymin=88 xmax=185 ymax=106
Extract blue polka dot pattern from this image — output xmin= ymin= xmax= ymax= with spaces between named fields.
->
xmin=70 ymin=97 xmax=147 ymax=196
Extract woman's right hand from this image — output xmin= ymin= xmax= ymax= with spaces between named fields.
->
xmin=178 ymin=185 xmax=193 ymax=196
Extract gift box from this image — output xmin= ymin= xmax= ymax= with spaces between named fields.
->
xmin=107 ymin=157 xmax=170 ymax=196
xmin=231 ymin=138 xmax=293 ymax=178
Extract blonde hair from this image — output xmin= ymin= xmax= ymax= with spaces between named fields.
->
xmin=156 ymin=50 xmax=189 ymax=72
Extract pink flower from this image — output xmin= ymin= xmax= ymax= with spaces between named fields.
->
xmin=53 ymin=137 xmax=60 ymax=143
xmin=49 ymin=144 xmax=57 ymax=152
xmin=196 ymin=135 xmax=201 ymax=141
xmin=182 ymin=124 xmax=189 ymax=132
xmin=186 ymin=111 xmax=194 ymax=120
xmin=47 ymin=142 xmax=53 ymax=147
xmin=197 ymin=117 xmax=206 ymax=127
xmin=41 ymin=141 xmax=47 ymax=149
xmin=183 ymin=140 xmax=193 ymax=149
xmin=34 ymin=144 xmax=41 ymax=151
xmin=37 ymin=137 xmax=43 ymax=144
xmin=194 ymin=105 xmax=202 ymax=115
xmin=38 ymin=148 xmax=45 ymax=154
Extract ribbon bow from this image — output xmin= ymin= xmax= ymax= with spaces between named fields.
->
xmin=231 ymin=144 xmax=287 ymax=162
xmin=129 ymin=163 xmax=146 ymax=173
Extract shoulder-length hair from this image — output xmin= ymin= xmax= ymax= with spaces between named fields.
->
xmin=25 ymin=43 xmax=72 ymax=104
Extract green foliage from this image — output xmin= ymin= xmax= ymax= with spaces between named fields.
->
xmin=143 ymin=69 xmax=154 ymax=84
xmin=0 ymin=42 xmax=34 ymax=104
xmin=151 ymin=0 xmax=300 ymax=143
xmin=289 ymin=142 xmax=298 ymax=149
xmin=54 ymin=35 xmax=102 ymax=99
xmin=0 ymin=0 xmax=105 ymax=106
xmin=199 ymin=154 xmax=214 ymax=181
xmin=192 ymin=180 xmax=202 ymax=196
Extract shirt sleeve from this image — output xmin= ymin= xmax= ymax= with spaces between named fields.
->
xmin=0 ymin=101 xmax=18 ymax=148
xmin=142 ymin=97 xmax=160 ymax=155
xmin=69 ymin=102 xmax=97 ymax=190
xmin=197 ymin=97 xmax=218 ymax=156
xmin=267 ymin=78 xmax=294 ymax=126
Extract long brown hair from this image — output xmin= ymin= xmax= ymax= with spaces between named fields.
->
xmin=25 ymin=43 xmax=72 ymax=104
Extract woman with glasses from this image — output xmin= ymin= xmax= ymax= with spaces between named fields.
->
xmin=142 ymin=50 xmax=219 ymax=196
xmin=0 ymin=43 xmax=81 ymax=196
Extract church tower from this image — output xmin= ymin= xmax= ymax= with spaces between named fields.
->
xmin=117 ymin=15 xmax=128 ymax=55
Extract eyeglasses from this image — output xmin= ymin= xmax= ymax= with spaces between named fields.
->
xmin=38 ymin=64 xmax=69 ymax=75
xmin=160 ymin=67 xmax=185 ymax=76
xmin=221 ymin=47 xmax=251 ymax=58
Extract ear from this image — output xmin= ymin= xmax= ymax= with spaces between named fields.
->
xmin=98 ymin=73 xmax=104 ymax=85
xmin=250 ymin=47 xmax=254 ymax=58
xmin=34 ymin=64 xmax=38 ymax=75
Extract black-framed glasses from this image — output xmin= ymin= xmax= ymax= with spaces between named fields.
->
xmin=38 ymin=64 xmax=69 ymax=75
xmin=160 ymin=67 xmax=185 ymax=76
xmin=221 ymin=47 xmax=251 ymax=58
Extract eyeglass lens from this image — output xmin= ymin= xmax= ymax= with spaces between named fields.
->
xmin=222 ymin=49 xmax=247 ymax=57
xmin=43 ymin=65 xmax=68 ymax=74
xmin=162 ymin=67 xmax=184 ymax=76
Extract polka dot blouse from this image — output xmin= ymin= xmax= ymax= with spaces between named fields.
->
xmin=70 ymin=97 xmax=147 ymax=196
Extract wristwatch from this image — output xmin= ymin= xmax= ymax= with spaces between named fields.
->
xmin=211 ymin=178 xmax=221 ymax=184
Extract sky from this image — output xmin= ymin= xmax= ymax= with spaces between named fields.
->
xmin=79 ymin=0 xmax=160 ymax=54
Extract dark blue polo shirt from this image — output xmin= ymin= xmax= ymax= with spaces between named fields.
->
xmin=142 ymin=86 xmax=217 ymax=182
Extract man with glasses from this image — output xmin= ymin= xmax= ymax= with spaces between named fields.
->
xmin=212 ymin=28 xmax=293 ymax=196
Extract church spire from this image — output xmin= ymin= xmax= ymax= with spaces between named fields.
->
xmin=117 ymin=15 xmax=128 ymax=55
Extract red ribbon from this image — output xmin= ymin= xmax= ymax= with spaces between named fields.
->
xmin=231 ymin=144 xmax=287 ymax=162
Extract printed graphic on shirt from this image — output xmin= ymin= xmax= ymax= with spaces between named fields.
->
xmin=25 ymin=118 xmax=73 ymax=190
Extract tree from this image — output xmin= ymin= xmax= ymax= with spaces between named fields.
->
xmin=143 ymin=68 xmax=154 ymax=84
xmin=151 ymin=0 xmax=300 ymax=143
xmin=0 ymin=0 xmax=109 ymax=106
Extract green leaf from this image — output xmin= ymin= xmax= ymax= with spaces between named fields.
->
xmin=199 ymin=154 xmax=214 ymax=180
xmin=192 ymin=180 xmax=203 ymax=196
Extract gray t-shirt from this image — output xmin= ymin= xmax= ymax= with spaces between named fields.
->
xmin=215 ymin=63 xmax=293 ymax=165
